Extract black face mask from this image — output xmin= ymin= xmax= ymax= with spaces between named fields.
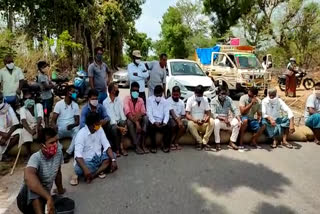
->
xmin=115 ymin=90 xmax=120 ymax=97
xmin=172 ymin=97 xmax=179 ymax=102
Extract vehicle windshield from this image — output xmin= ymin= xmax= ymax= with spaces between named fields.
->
xmin=236 ymin=54 xmax=262 ymax=69
xmin=171 ymin=61 xmax=206 ymax=76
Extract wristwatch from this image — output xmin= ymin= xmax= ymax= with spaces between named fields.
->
xmin=112 ymin=159 xmax=116 ymax=162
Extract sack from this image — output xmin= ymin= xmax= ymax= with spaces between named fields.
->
xmin=284 ymin=69 xmax=294 ymax=76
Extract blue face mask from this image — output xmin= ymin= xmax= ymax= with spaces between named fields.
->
xmin=131 ymin=91 xmax=139 ymax=99
xmin=96 ymin=54 xmax=103 ymax=62
xmin=71 ymin=92 xmax=77 ymax=100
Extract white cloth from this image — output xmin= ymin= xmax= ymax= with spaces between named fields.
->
xmin=74 ymin=126 xmax=111 ymax=162
xmin=262 ymin=97 xmax=294 ymax=120
xmin=167 ymin=97 xmax=185 ymax=118
xmin=53 ymin=100 xmax=80 ymax=129
xmin=214 ymin=118 xmax=240 ymax=143
xmin=0 ymin=66 xmax=24 ymax=96
xmin=146 ymin=95 xmax=170 ymax=124
xmin=186 ymin=95 xmax=210 ymax=120
xmin=20 ymin=104 xmax=45 ymax=143
xmin=304 ymin=94 xmax=320 ymax=120
xmin=103 ymin=97 xmax=126 ymax=125
xmin=128 ymin=62 xmax=149 ymax=92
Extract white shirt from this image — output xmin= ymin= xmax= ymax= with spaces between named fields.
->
xmin=0 ymin=66 xmax=24 ymax=96
xmin=186 ymin=95 xmax=210 ymax=120
xmin=53 ymin=100 xmax=80 ymax=129
xmin=167 ymin=97 xmax=185 ymax=118
xmin=262 ymin=97 xmax=294 ymax=120
xmin=304 ymin=94 xmax=320 ymax=120
xmin=146 ymin=96 xmax=170 ymax=124
xmin=20 ymin=104 xmax=45 ymax=128
xmin=128 ymin=62 xmax=149 ymax=92
xmin=0 ymin=105 xmax=19 ymax=132
xmin=103 ymin=97 xmax=126 ymax=125
xmin=74 ymin=126 xmax=111 ymax=161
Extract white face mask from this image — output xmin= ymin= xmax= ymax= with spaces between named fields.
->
xmin=90 ymin=99 xmax=99 ymax=107
xmin=155 ymin=96 xmax=162 ymax=103
xmin=269 ymin=97 xmax=278 ymax=105
xmin=6 ymin=62 xmax=14 ymax=70
xmin=135 ymin=59 xmax=141 ymax=64
xmin=195 ymin=96 xmax=202 ymax=102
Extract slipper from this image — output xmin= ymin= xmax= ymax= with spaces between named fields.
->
xmin=228 ymin=143 xmax=238 ymax=150
xmin=162 ymin=147 xmax=170 ymax=153
xmin=121 ymin=150 xmax=128 ymax=156
xmin=170 ymin=144 xmax=177 ymax=151
xmin=98 ymin=173 xmax=106 ymax=179
xmin=282 ymin=143 xmax=293 ymax=149
xmin=150 ymin=148 xmax=157 ymax=153
xmin=203 ymin=145 xmax=214 ymax=152
xmin=175 ymin=144 xmax=182 ymax=150
xmin=271 ymin=141 xmax=277 ymax=148
xmin=215 ymin=144 xmax=222 ymax=151
xmin=69 ymin=175 xmax=79 ymax=186
xmin=135 ymin=147 xmax=144 ymax=155
xmin=196 ymin=144 xmax=202 ymax=151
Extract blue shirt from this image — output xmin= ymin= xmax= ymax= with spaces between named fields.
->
xmin=80 ymin=103 xmax=110 ymax=128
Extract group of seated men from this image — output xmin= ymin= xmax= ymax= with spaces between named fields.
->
xmin=0 ymin=79 xmax=320 ymax=213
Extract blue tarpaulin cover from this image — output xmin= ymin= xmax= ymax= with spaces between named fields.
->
xmin=196 ymin=45 xmax=220 ymax=65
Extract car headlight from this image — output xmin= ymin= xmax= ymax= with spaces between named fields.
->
xmin=174 ymin=81 xmax=187 ymax=91
xmin=242 ymin=74 xmax=250 ymax=79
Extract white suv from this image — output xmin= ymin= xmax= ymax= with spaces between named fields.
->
xmin=166 ymin=59 xmax=216 ymax=102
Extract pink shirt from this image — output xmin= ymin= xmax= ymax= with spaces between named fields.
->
xmin=123 ymin=96 xmax=146 ymax=116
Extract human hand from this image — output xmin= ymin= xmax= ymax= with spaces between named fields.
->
xmin=177 ymin=120 xmax=184 ymax=129
xmin=31 ymin=128 xmax=37 ymax=136
xmin=84 ymin=169 xmax=93 ymax=184
xmin=224 ymin=118 xmax=231 ymax=127
xmin=251 ymin=96 xmax=258 ymax=104
xmin=154 ymin=122 xmax=161 ymax=128
xmin=197 ymin=120 xmax=204 ymax=125
xmin=270 ymin=120 xmax=276 ymax=127
xmin=110 ymin=161 xmax=118 ymax=173
xmin=46 ymin=197 xmax=55 ymax=214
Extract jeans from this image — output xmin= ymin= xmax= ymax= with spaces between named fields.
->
xmin=106 ymin=120 xmax=126 ymax=152
xmin=98 ymin=92 xmax=108 ymax=104
xmin=74 ymin=153 xmax=115 ymax=176
xmin=148 ymin=122 xmax=171 ymax=149
xmin=127 ymin=115 xmax=148 ymax=145
xmin=4 ymin=96 xmax=17 ymax=110
xmin=58 ymin=126 xmax=80 ymax=155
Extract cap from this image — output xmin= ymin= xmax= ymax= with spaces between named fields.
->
xmin=132 ymin=50 xmax=142 ymax=58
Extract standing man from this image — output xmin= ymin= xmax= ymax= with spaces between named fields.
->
xmin=262 ymin=89 xmax=295 ymax=149
xmin=124 ymin=82 xmax=149 ymax=154
xmin=211 ymin=86 xmax=241 ymax=151
xmin=147 ymin=85 xmax=171 ymax=153
xmin=103 ymin=82 xmax=128 ymax=157
xmin=304 ymin=83 xmax=320 ymax=145
xmin=128 ymin=50 xmax=149 ymax=104
xmin=51 ymin=85 xmax=80 ymax=162
xmin=74 ymin=112 xmax=117 ymax=184
xmin=80 ymin=89 xmax=110 ymax=129
xmin=16 ymin=128 xmax=66 ymax=214
xmin=37 ymin=61 xmax=54 ymax=128
xmin=88 ymin=47 xmax=112 ymax=104
xmin=146 ymin=53 xmax=167 ymax=97
xmin=239 ymin=87 xmax=266 ymax=148
xmin=0 ymin=55 xmax=24 ymax=110
xmin=186 ymin=85 xmax=214 ymax=151
xmin=167 ymin=86 xmax=186 ymax=150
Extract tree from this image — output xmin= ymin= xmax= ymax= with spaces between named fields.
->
xmin=125 ymin=28 xmax=152 ymax=60
xmin=156 ymin=6 xmax=191 ymax=58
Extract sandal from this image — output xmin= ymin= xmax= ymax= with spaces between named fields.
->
xmin=121 ymin=149 xmax=128 ymax=156
xmin=98 ymin=173 xmax=106 ymax=179
xmin=196 ymin=144 xmax=202 ymax=151
xmin=170 ymin=144 xmax=177 ymax=151
xmin=282 ymin=142 xmax=293 ymax=149
xmin=150 ymin=148 xmax=157 ymax=153
xmin=162 ymin=147 xmax=170 ymax=153
xmin=116 ymin=151 xmax=121 ymax=158
xmin=228 ymin=142 xmax=239 ymax=150
xmin=69 ymin=175 xmax=79 ymax=186
xmin=271 ymin=140 xmax=277 ymax=148
xmin=203 ymin=144 xmax=214 ymax=152
xmin=175 ymin=144 xmax=182 ymax=150
xmin=216 ymin=144 xmax=222 ymax=151
xmin=135 ymin=146 xmax=144 ymax=155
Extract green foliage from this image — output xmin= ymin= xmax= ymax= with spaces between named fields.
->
xmin=0 ymin=30 xmax=17 ymax=61
xmin=125 ymin=28 xmax=152 ymax=60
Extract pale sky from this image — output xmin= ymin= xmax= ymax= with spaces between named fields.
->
xmin=136 ymin=0 xmax=179 ymax=41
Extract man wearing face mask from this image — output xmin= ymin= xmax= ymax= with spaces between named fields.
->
xmin=88 ymin=47 xmax=111 ymax=104
xmin=147 ymin=85 xmax=171 ymax=153
xmin=262 ymin=88 xmax=295 ymax=149
xmin=37 ymin=61 xmax=54 ymax=128
xmin=0 ymin=55 xmax=24 ymax=110
xmin=73 ymin=112 xmax=117 ymax=185
xmin=80 ymin=89 xmax=110 ymax=129
xmin=167 ymin=86 xmax=187 ymax=150
xmin=186 ymin=85 xmax=214 ymax=151
xmin=20 ymin=89 xmax=45 ymax=158
xmin=211 ymin=86 xmax=241 ymax=151
xmin=128 ymin=50 xmax=149 ymax=104
xmin=304 ymin=83 xmax=320 ymax=145
xmin=146 ymin=53 xmax=167 ymax=97
xmin=124 ymin=82 xmax=149 ymax=154
xmin=51 ymin=86 xmax=80 ymax=162
xmin=17 ymin=128 xmax=67 ymax=214
xmin=0 ymin=91 xmax=21 ymax=161
xmin=103 ymin=82 xmax=128 ymax=157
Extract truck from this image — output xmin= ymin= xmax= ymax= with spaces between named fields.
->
xmin=196 ymin=44 xmax=272 ymax=96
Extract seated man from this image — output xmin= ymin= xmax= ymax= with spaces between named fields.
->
xmin=186 ymin=85 xmax=214 ymax=151
xmin=20 ymin=88 xmax=45 ymax=158
xmin=239 ymin=87 xmax=266 ymax=148
xmin=262 ymin=88 xmax=295 ymax=149
xmin=124 ymin=82 xmax=148 ymax=154
xmin=74 ymin=112 xmax=117 ymax=184
xmin=0 ymin=91 xmax=21 ymax=161
xmin=211 ymin=86 xmax=241 ymax=151
xmin=17 ymin=128 xmax=66 ymax=214
xmin=51 ymin=85 xmax=80 ymax=162
xmin=147 ymin=85 xmax=171 ymax=153
xmin=103 ymin=82 xmax=128 ymax=157
xmin=167 ymin=86 xmax=187 ymax=150
xmin=80 ymin=89 xmax=110 ymax=128
xmin=304 ymin=83 xmax=320 ymax=145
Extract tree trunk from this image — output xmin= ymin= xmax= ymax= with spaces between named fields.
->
xmin=7 ymin=6 xmax=14 ymax=32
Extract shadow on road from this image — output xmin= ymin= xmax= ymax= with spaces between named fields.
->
xmin=253 ymin=202 xmax=297 ymax=214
